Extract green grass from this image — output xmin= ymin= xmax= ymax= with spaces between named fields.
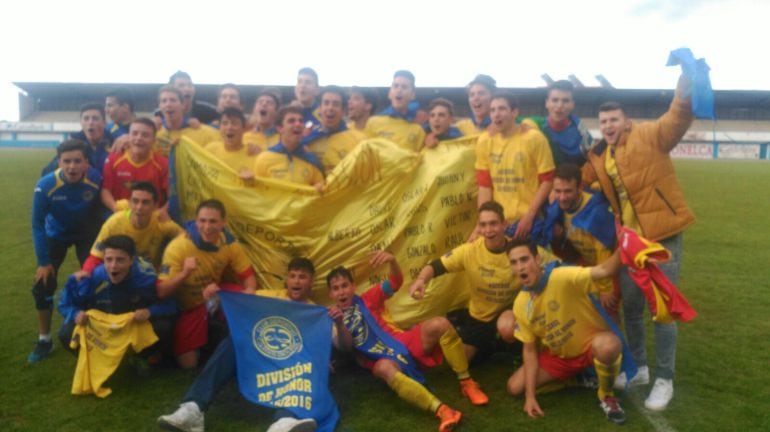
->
xmin=1 ymin=149 xmax=768 ymax=431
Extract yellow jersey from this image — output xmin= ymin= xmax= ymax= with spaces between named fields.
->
xmin=91 ymin=210 xmax=182 ymax=269
xmin=204 ymin=141 xmax=258 ymax=174
xmin=254 ymin=151 xmax=324 ymax=186
xmin=364 ymin=115 xmax=425 ymax=152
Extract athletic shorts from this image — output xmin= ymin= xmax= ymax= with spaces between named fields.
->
xmin=538 ymin=348 xmax=593 ymax=381
xmin=449 ymin=308 xmax=502 ymax=352
xmin=173 ymin=304 xmax=209 ymax=356
xmin=358 ymin=324 xmax=443 ymax=370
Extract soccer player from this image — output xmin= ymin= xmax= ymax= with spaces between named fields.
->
xmin=475 ymin=92 xmax=555 ymax=239
xmin=364 ymin=70 xmax=426 ymax=152
xmin=216 ymin=83 xmax=243 ymax=112
xmin=294 ymin=67 xmax=321 ymax=128
xmin=347 ymin=86 xmax=377 ymax=131
xmin=244 ymin=87 xmax=282 ymax=154
xmin=327 ymin=251 xmax=464 ymax=432
xmin=254 ymin=106 xmax=325 ymax=190
xmin=582 ymin=75 xmax=695 ymax=411
xmin=303 ymin=86 xmax=366 ymax=173
xmin=205 ymin=108 xmax=258 ymax=177
xmin=531 ymin=80 xmax=593 ymax=167
xmin=41 ymin=103 xmax=113 ymax=176
xmin=101 ymin=118 xmax=169 ymax=211
xmin=506 ymin=239 xmax=627 ymax=424
xmin=455 ymin=74 xmax=496 ymax=136
xmin=155 ymin=85 xmax=219 ymax=156
xmin=158 ymin=257 xmax=346 ymax=432
xmin=156 ymin=199 xmax=257 ymax=369
xmin=58 ymin=235 xmax=176 ymax=362
xmin=28 ymin=139 xmax=103 ymax=363
xmin=409 ymin=201 xmax=525 ymax=363
xmin=423 ymin=98 xmax=463 ymax=149
xmin=105 ymin=87 xmax=136 ymax=140
xmin=169 ymin=70 xmax=220 ymax=125
xmin=81 ymin=182 xmax=182 ymax=274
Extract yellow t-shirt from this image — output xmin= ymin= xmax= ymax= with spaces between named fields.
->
xmin=204 ymin=141 xmax=258 ymax=174
xmin=364 ymin=115 xmax=425 ymax=152
xmin=243 ymin=130 xmax=280 ymax=155
xmin=475 ymin=128 xmax=555 ymax=221
xmin=604 ymin=148 xmax=643 ymax=234
xmin=155 ymin=124 xmax=219 ymax=156
xmin=91 ymin=210 xmax=183 ymax=269
xmin=306 ymin=129 xmax=367 ymax=173
xmin=513 ymin=266 xmax=607 ymax=359
xmin=455 ymin=118 xmax=483 ymax=136
xmin=563 ymin=191 xmax=614 ymax=293
xmin=440 ymin=237 xmax=521 ymax=322
xmin=158 ymin=234 xmax=253 ymax=310
xmin=70 ymin=310 xmax=158 ymax=398
xmin=253 ymin=151 xmax=325 ymax=186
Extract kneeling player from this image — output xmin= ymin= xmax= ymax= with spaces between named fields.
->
xmin=506 ymin=239 xmax=627 ymax=424
xmin=327 ymin=251 xmax=464 ymax=432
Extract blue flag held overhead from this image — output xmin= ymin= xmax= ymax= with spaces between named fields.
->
xmin=667 ymin=47 xmax=715 ymax=119
xmin=219 ymin=291 xmax=339 ymax=432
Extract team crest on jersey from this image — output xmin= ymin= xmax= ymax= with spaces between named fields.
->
xmin=548 ymin=300 xmax=560 ymax=311
xmin=252 ymin=316 xmax=303 ymax=360
xmin=82 ymin=190 xmax=95 ymax=202
xmin=343 ymin=306 xmax=368 ymax=346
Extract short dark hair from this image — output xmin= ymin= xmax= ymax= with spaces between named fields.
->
xmin=321 ymin=85 xmax=347 ymax=110
xmin=130 ymin=181 xmax=159 ymax=203
xmin=57 ymin=139 xmax=89 ymax=159
xmin=491 ymin=92 xmax=519 ymax=110
xmin=101 ymin=235 xmax=136 ymax=257
xmin=478 ymin=200 xmax=505 ymax=222
xmin=220 ymin=107 xmax=246 ymax=125
xmin=599 ymin=101 xmax=625 ymax=115
xmin=548 ymin=80 xmax=574 ymax=98
xmin=350 ymin=86 xmax=378 ymax=114
xmin=506 ymin=237 xmax=538 ymax=256
xmin=277 ymin=105 xmax=303 ymax=125
xmin=196 ymin=199 xmax=226 ymax=218
xmin=326 ymin=266 xmax=353 ymax=286
xmin=130 ymin=117 xmax=157 ymax=134
xmin=105 ymin=87 xmax=135 ymax=111
xmin=79 ymin=102 xmax=105 ymax=119
xmin=158 ymin=85 xmax=183 ymax=102
xmin=169 ymin=70 xmax=192 ymax=84
xmin=298 ymin=67 xmax=318 ymax=85
xmin=288 ymin=257 xmax=315 ymax=275
xmin=257 ymin=87 xmax=282 ymax=108
xmin=467 ymin=74 xmax=497 ymax=93
xmin=553 ymin=163 xmax=582 ymax=186
xmin=393 ymin=70 xmax=415 ymax=87
xmin=428 ymin=98 xmax=454 ymax=116
xmin=218 ymin=83 xmax=240 ymax=98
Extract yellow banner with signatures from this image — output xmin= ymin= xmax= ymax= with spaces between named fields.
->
xmin=173 ymin=136 xmax=479 ymax=327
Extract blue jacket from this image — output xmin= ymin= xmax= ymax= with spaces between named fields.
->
xmin=58 ymin=257 xmax=177 ymax=323
xmin=32 ymin=168 xmax=102 ymax=265
xmin=41 ymin=131 xmax=113 ymax=176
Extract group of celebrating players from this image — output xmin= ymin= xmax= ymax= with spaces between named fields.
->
xmin=29 ymin=65 xmax=697 ymax=431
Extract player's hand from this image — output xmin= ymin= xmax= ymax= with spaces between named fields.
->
xmin=524 ymin=396 xmax=545 ymax=418
xmin=327 ymin=306 xmax=344 ymax=323
xmin=188 ymin=118 xmax=201 ymax=129
xmin=600 ymin=292 xmax=619 ymax=310
xmin=313 ymin=182 xmax=325 ymax=193
xmin=34 ymin=265 xmax=55 ymax=285
xmin=111 ymin=135 xmax=130 ymax=154
xmin=409 ymin=279 xmax=426 ymax=300
xmin=157 ymin=207 xmax=170 ymax=222
xmin=73 ymin=270 xmax=91 ymax=281
xmin=133 ymin=308 xmax=151 ymax=322
xmin=239 ymin=169 xmax=255 ymax=180
xmin=369 ymin=250 xmax=394 ymax=267
xmin=202 ymin=283 xmax=220 ymax=300
xmin=246 ymin=144 xmax=261 ymax=156
xmin=182 ymin=257 xmax=197 ymax=274
xmin=424 ymin=133 xmax=439 ymax=149
xmin=514 ymin=215 xmax=534 ymax=239
xmin=75 ymin=311 xmax=88 ymax=325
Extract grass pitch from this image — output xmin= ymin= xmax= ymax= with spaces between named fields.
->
xmin=0 ymin=149 xmax=768 ymax=431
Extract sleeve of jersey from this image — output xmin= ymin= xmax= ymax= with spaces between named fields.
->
xmin=362 ymin=286 xmax=386 ymax=313
xmin=57 ymin=275 xmax=85 ymax=323
xmin=31 ymin=184 xmax=50 ymax=266
xmin=476 ymin=170 xmax=492 ymax=188
xmin=82 ymin=255 xmax=103 ymax=273
xmin=565 ymin=267 xmax=595 ymax=295
xmin=157 ymin=241 xmax=182 ymax=282
xmin=101 ymin=156 xmax=115 ymax=190
xmin=440 ymin=244 xmax=468 ymax=273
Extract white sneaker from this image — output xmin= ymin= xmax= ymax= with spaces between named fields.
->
xmin=157 ymin=401 xmax=204 ymax=432
xmin=645 ymin=378 xmax=674 ymax=411
xmin=266 ymin=417 xmax=317 ymax=432
xmin=614 ymin=365 xmax=649 ymax=390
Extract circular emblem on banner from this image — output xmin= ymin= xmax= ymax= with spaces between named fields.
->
xmin=252 ymin=316 xmax=302 ymax=360
xmin=548 ymin=300 xmax=560 ymax=311
xmin=344 ymin=307 xmax=368 ymax=347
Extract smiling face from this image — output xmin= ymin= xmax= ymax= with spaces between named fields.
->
xmin=468 ymin=83 xmax=492 ymax=122
xmin=219 ymin=114 xmax=245 ymax=147
xmin=328 ymin=274 xmax=356 ymax=309
xmin=599 ymin=108 xmax=630 ymax=146
xmin=128 ymin=122 xmax=155 ymax=158
xmin=103 ymin=247 xmax=133 ymax=284
xmin=477 ymin=209 xmax=506 ymax=244
xmin=490 ymin=98 xmax=517 ymax=134
xmin=285 ymin=269 xmax=314 ymax=302
xmin=58 ymin=149 xmax=89 ymax=184
xmin=388 ymin=76 xmax=415 ymax=113
xmin=195 ymin=207 xmax=225 ymax=244
xmin=552 ymin=177 xmax=581 ymax=212
xmin=545 ymin=89 xmax=575 ymax=123
xmin=80 ymin=109 xmax=105 ymax=143
xmin=278 ymin=111 xmax=305 ymax=149
xmin=508 ymin=245 xmax=542 ymax=288
xmin=347 ymin=92 xmax=371 ymax=121
xmin=320 ymin=92 xmax=345 ymax=130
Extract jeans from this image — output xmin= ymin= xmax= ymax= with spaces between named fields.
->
xmin=619 ymin=233 xmax=682 ymax=380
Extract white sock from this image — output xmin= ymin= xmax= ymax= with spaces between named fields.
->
xmin=39 ymin=334 xmax=51 ymax=342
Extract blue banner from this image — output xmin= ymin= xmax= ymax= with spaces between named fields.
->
xmin=219 ymin=291 xmax=339 ymax=432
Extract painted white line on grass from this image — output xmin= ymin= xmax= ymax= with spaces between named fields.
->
xmin=627 ymin=395 xmax=677 ymax=432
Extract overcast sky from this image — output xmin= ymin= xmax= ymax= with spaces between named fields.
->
xmin=1 ymin=0 xmax=764 ymax=121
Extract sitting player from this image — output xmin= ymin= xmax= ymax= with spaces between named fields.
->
xmin=506 ymin=239 xmax=628 ymax=424
xmin=327 ymin=251 xmax=464 ymax=432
